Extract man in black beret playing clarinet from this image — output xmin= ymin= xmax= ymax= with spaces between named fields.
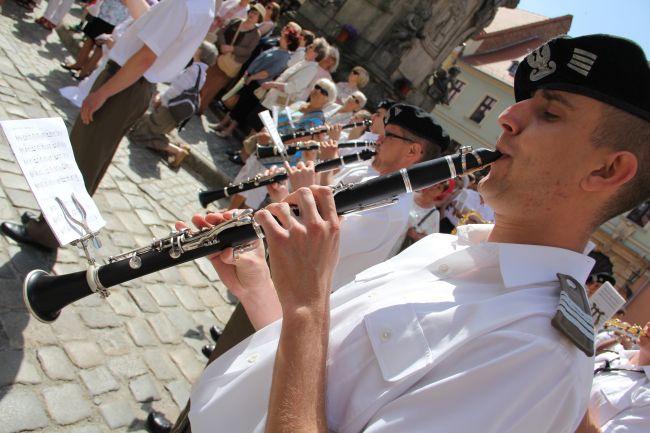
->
xmin=183 ymin=34 xmax=649 ymax=433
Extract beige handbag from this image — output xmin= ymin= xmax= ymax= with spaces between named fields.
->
xmin=217 ymin=22 xmax=243 ymax=78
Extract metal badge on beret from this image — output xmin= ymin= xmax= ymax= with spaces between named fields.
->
xmin=515 ymin=34 xmax=650 ymax=121
xmin=384 ymin=103 xmax=451 ymax=152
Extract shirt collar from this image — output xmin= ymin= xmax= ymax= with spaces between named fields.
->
xmin=455 ymin=224 xmax=595 ymax=288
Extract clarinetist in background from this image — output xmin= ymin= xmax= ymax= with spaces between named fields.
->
xmin=183 ymin=34 xmax=649 ymax=433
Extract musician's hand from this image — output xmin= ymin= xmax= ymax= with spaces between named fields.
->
xmin=286 ymin=160 xmax=316 ymax=191
xmin=80 ymin=89 xmax=108 ymax=124
xmin=328 ymin=123 xmax=342 ymax=141
xmin=319 ymin=139 xmax=339 ymax=161
xmin=256 ymin=132 xmax=271 ymax=145
xmin=265 ymin=165 xmax=289 ymax=203
xmin=255 ymin=186 xmax=340 ymax=311
xmin=175 ymin=213 xmax=272 ymax=304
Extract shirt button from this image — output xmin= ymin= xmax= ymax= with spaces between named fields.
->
xmin=438 ymin=264 xmax=449 ymax=273
xmin=246 ymin=353 xmax=258 ymax=364
xmin=380 ymin=329 xmax=392 ymax=341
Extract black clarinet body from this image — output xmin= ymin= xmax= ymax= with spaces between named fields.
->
xmin=24 ymin=147 xmax=500 ymax=323
xmin=198 ymin=149 xmax=376 ymax=207
xmin=256 ymin=140 xmax=375 ymax=159
xmin=279 ymin=119 xmax=371 ymax=142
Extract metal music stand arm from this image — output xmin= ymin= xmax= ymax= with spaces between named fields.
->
xmin=54 ymin=193 xmax=102 ymax=266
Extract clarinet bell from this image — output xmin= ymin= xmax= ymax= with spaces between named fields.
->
xmin=23 ymin=269 xmax=61 ymax=323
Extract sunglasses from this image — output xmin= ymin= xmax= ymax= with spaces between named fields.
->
xmin=350 ymin=96 xmax=360 ymax=104
xmin=384 ymin=131 xmax=415 ymax=143
xmin=351 ymin=70 xmax=360 ymax=75
xmin=314 ymin=84 xmax=329 ymax=97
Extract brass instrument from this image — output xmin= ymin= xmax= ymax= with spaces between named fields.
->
xmin=604 ymin=318 xmax=648 ymax=340
xmin=451 ymin=210 xmax=492 ymax=234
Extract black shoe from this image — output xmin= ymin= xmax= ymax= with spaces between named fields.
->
xmin=226 ymin=150 xmax=240 ymax=157
xmin=21 ymin=211 xmax=39 ymax=225
xmin=209 ymin=325 xmax=223 ymax=343
xmin=146 ymin=411 xmax=172 ymax=433
xmin=201 ymin=344 xmax=215 ymax=359
xmin=0 ymin=222 xmax=56 ymax=252
xmin=228 ymin=153 xmax=244 ymax=165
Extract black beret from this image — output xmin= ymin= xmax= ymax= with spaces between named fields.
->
xmin=384 ymin=103 xmax=450 ymax=152
xmin=376 ymin=99 xmax=397 ymax=111
xmin=595 ymin=273 xmax=616 ymax=286
xmin=515 ymin=34 xmax=650 ymax=121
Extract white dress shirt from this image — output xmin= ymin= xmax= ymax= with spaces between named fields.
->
xmin=591 ymin=350 xmax=650 ymax=433
xmin=109 ymin=0 xmax=214 ymax=83
xmin=189 ymin=225 xmax=595 ymax=433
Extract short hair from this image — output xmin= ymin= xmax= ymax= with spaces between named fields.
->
xmin=197 ymin=41 xmax=218 ymax=66
xmin=395 ymin=124 xmax=443 ymax=163
xmin=286 ymin=21 xmax=302 ymax=33
xmin=312 ymin=38 xmax=329 ymax=62
xmin=352 ymin=66 xmax=370 ymax=88
xmin=314 ymin=78 xmax=337 ymax=105
xmin=301 ymin=30 xmax=315 ymax=46
xmin=592 ymin=105 xmax=650 ymax=224
xmin=352 ymin=109 xmax=372 ymax=122
xmin=326 ymin=46 xmax=340 ymax=73
xmin=268 ymin=2 xmax=281 ymax=22
xmin=349 ymin=90 xmax=367 ymax=108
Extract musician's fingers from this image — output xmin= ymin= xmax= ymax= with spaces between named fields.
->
xmin=305 ymin=160 xmax=315 ymax=170
xmin=295 ymin=161 xmax=306 ymax=170
xmin=288 ymin=187 xmax=320 ymax=225
xmin=311 ymin=185 xmax=338 ymax=224
xmin=264 ymin=202 xmax=294 ymax=230
xmin=255 ymin=208 xmax=288 ymax=242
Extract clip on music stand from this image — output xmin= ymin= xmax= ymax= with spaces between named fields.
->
xmin=55 ymin=193 xmax=102 ymax=265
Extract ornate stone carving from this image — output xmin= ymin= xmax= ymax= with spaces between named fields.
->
xmin=381 ymin=0 xmax=433 ymax=59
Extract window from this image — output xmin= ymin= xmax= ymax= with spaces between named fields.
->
xmin=469 ymin=96 xmax=497 ymax=124
xmin=508 ymin=61 xmax=520 ymax=77
xmin=445 ymin=80 xmax=466 ymax=104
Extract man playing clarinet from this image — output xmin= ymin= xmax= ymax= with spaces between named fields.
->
xmin=184 ymin=34 xmax=649 ymax=433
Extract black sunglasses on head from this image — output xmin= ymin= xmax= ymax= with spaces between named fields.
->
xmin=351 ymin=70 xmax=360 ymax=75
xmin=314 ymin=84 xmax=328 ymax=97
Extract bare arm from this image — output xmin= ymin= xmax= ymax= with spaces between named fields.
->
xmin=124 ymin=0 xmax=150 ymax=19
xmin=80 ymin=44 xmax=157 ymax=124
xmin=574 ymin=410 xmax=602 ymax=433
xmin=255 ymin=187 xmax=340 ymax=433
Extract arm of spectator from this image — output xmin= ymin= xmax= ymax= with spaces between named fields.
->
xmin=80 ymin=44 xmax=157 ymax=124
xmin=265 ymin=165 xmax=290 ymax=203
xmin=246 ymin=70 xmax=269 ymax=84
xmin=255 ymin=187 xmax=339 ymax=433
xmin=232 ymin=32 xmax=259 ymax=58
xmin=258 ymin=21 xmax=273 ymax=36
xmin=261 ymin=81 xmax=285 ymax=91
xmin=124 ymin=0 xmax=150 ymax=19
xmin=176 ymin=212 xmax=281 ymax=330
xmin=283 ymin=63 xmax=317 ymax=97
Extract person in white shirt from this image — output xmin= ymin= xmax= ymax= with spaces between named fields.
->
xmin=175 ymin=34 xmax=650 ymax=433
xmin=585 ymin=321 xmax=650 ymax=433
xmin=0 ymin=0 xmax=214 ymax=251
xmin=335 ymin=65 xmax=370 ymax=104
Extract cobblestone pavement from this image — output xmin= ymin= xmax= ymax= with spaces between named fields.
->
xmin=0 ymin=3 xmax=241 ymax=432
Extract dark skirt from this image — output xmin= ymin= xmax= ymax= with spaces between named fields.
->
xmin=230 ymin=82 xmax=262 ymax=124
xmin=83 ymin=16 xmax=115 ymax=41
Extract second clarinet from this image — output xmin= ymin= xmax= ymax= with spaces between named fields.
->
xmin=256 ymin=140 xmax=375 ymax=159
xmin=279 ymin=119 xmax=371 ymax=142
xmin=198 ymin=149 xmax=376 ymax=207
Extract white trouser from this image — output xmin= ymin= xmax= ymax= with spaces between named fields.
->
xmin=43 ymin=0 xmax=75 ymax=25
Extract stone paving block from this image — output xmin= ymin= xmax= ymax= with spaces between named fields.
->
xmin=0 ymin=351 xmax=42 ymax=385
xmin=135 ymin=208 xmax=160 ymax=225
xmin=165 ymin=379 xmax=191 ymax=409
xmin=80 ymin=309 xmax=123 ymax=328
xmin=96 ymin=328 xmax=133 ymax=356
xmin=0 ymin=389 xmax=49 ymax=433
xmin=164 ymin=307 xmax=198 ymax=335
xmin=0 ymin=277 xmax=23 ymax=308
xmin=63 ymin=341 xmax=104 ymax=368
xmin=126 ymin=317 xmax=158 ymax=346
xmin=171 ymin=286 xmax=205 ymax=311
xmin=109 ymin=230 xmax=137 ymax=248
xmin=146 ymin=313 xmax=181 ymax=344
xmin=102 ymin=190 xmax=132 ymax=211
xmin=211 ymin=304 xmax=235 ymax=327
xmin=170 ymin=346 xmax=204 ymax=382
xmin=68 ymin=425 xmax=104 ymax=433
xmin=107 ymin=354 xmax=148 ymax=379
xmin=178 ymin=266 xmax=210 ymax=289
xmin=102 ymin=211 xmax=127 ymax=232
xmin=99 ymin=399 xmax=136 ymax=429
xmin=56 ymin=246 xmax=84 ymax=263
xmin=116 ymin=179 xmax=140 ymax=195
xmin=79 ymin=365 xmax=120 ymax=396
xmin=192 ymin=310 xmax=220 ymax=331
xmin=158 ymin=266 xmax=184 ymax=285
xmin=0 ymin=172 xmax=29 ymax=190
xmin=71 ymin=292 xmax=104 ymax=308
xmin=1 ymin=312 xmax=57 ymax=349
xmin=197 ymin=288 xmax=225 ymax=308
xmin=129 ymin=373 xmax=161 ymax=402
xmin=144 ymin=349 xmax=182 ymax=381
xmin=36 ymin=345 xmax=76 ymax=380
xmin=5 ymin=187 xmax=37 ymax=208
xmin=147 ymin=285 xmax=179 ymax=307
xmin=106 ymin=291 xmax=139 ymax=316
xmin=128 ymin=287 xmax=160 ymax=313
xmin=115 ymin=211 xmax=151 ymax=236
xmin=51 ymin=310 xmax=90 ymax=340
xmin=43 ymin=383 xmax=93 ymax=425
xmin=194 ymin=257 xmax=219 ymax=281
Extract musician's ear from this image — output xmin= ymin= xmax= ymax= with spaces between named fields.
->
xmin=410 ymin=142 xmax=424 ymax=160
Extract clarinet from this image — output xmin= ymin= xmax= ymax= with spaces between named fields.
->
xmin=279 ymin=119 xmax=371 ymax=141
xmin=256 ymin=140 xmax=375 ymax=159
xmin=198 ymin=149 xmax=376 ymax=207
xmin=23 ymin=147 xmax=500 ymax=323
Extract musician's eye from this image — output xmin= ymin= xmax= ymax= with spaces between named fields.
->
xmin=542 ymin=111 xmax=559 ymax=121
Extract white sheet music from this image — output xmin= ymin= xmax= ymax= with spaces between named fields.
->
xmin=0 ymin=117 xmax=105 ymax=246
xmin=590 ymin=282 xmax=626 ymax=331
xmin=259 ymin=110 xmax=285 ymax=156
